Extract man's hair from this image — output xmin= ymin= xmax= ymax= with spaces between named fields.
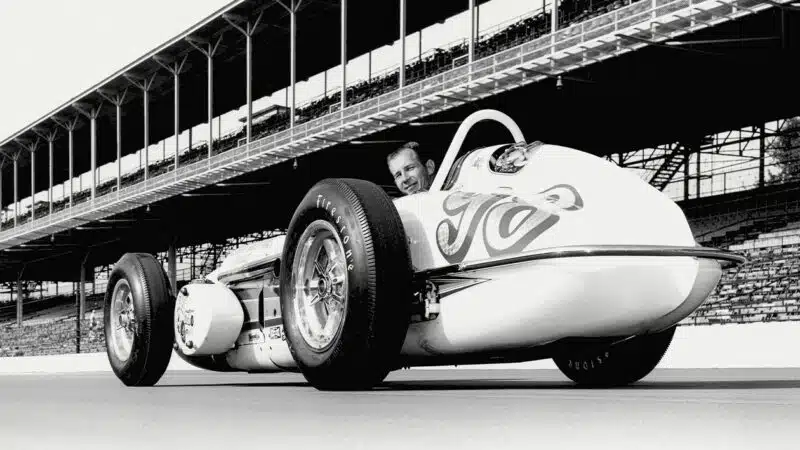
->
xmin=387 ymin=141 xmax=423 ymax=165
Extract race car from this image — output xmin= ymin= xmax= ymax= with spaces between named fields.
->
xmin=103 ymin=109 xmax=745 ymax=390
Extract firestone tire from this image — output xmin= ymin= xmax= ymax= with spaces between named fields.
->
xmin=103 ymin=253 xmax=175 ymax=387
xmin=553 ymin=326 xmax=676 ymax=387
xmin=280 ymin=178 xmax=413 ymax=391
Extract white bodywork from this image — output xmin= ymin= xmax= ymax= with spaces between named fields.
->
xmin=175 ymin=110 xmax=736 ymax=372
xmin=394 ymin=142 xmax=716 ymax=357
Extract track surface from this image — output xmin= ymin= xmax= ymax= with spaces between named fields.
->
xmin=2 ymin=368 xmax=799 ymax=450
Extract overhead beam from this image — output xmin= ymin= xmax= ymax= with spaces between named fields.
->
xmin=615 ymin=33 xmax=720 ymax=56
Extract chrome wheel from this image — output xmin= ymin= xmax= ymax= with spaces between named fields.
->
xmin=109 ymin=279 xmax=136 ymax=362
xmin=292 ymin=220 xmax=348 ymax=351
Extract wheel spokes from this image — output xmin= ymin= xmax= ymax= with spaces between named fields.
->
xmin=292 ymin=220 xmax=349 ymax=351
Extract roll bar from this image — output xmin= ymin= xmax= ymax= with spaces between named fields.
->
xmin=428 ymin=109 xmax=527 ymax=192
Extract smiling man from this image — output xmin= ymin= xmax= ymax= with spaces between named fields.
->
xmin=386 ymin=141 xmax=437 ymax=196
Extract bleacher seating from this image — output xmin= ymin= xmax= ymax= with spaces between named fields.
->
xmin=0 ymin=294 xmax=105 ymax=357
xmin=682 ymin=224 xmax=800 ymax=326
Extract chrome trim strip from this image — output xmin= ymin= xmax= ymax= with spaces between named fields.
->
xmin=417 ymin=245 xmax=746 ymax=278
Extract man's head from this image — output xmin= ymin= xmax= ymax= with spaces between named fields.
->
xmin=387 ymin=142 xmax=436 ymax=196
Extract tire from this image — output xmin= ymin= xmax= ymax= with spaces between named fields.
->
xmin=280 ymin=178 xmax=413 ymax=391
xmin=553 ymin=326 xmax=676 ymax=387
xmin=104 ymin=253 xmax=175 ymax=386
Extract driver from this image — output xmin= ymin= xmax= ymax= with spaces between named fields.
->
xmin=386 ymin=141 xmax=436 ymax=196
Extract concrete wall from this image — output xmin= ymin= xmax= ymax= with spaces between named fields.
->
xmin=2 ymin=322 xmax=800 ymax=375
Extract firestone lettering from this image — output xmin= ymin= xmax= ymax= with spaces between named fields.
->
xmin=316 ymin=194 xmax=355 ymax=272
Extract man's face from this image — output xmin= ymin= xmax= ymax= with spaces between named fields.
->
xmin=388 ymin=148 xmax=434 ymax=196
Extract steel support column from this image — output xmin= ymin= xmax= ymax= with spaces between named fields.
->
xmin=16 ymin=274 xmax=22 ymax=327
xmin=291 ymin=1 xmax=297 ymax=127
xmin=74 ymin=104 xmax=103 ymax=200
xmin=17 ymin=139 xmax=39 ymax=222
xmin=155 ymin=55 xmax=188 ymax=171
xmin=125 ymin=75 xmax=156 ymax=181
xmin=79 ymin=260 xmax=86 ymax=326
xmin=169 ymin=241 xmax=177 ymax=294
xmin=759 ymin=123 xmax=765 ymax=187
xmin=116 ymin=104 xmax=122 ymax=189
xmin=68 ymin=129 xmax=74 ymax=206
xmin=144 ymin=90 xmax=149 ymax=178
xmin=208 ymin=54 xmax=214 ymax=158
xmin=208 ymin=55 xmax=214 ymax=158
xmin=341 ymin=0 xmax=347 ymax=111
xmin=51 ymin=116 xmax=80 ymax=208
xmin=98 ymin=89 xmax=128 ymax=192
xmin=13 ymin=156 xmax=18 ymax=226
xmin=552 ymin=0 xmax=559 ymax=33
xmin=30 ymin=147 xmax=35 ymax=220
xmin=696 ymin=145 xmax=700 ymax=199
xmin=174 ymin=71 xmax=180 ymax=168
xmin=469 ymin=0 xmax=476 ymax=64
xmin=246 ymin=34 xmax=252 ymax=141
xmin=419 ymin=30 xmax=422 ymax=62
xmin=224 ymin=12 xmax=262 ymax=143
xmin=32 ymin=128 xmax=57 ymax=215
xmin=684 ymin=145 xmax=690 ymax=201
xmin=49 ymin=139 xmax=53 ymax=213
xmin=91 ymin=116 xmax=97 ymax=199
xmin=400 ymin=0 xmax=406 ymax=88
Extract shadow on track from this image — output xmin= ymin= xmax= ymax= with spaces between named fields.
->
xmin=376 ymin=379 xmax=800 ymax=391
xmin=157 ymin=376 xmax=800 ymax=391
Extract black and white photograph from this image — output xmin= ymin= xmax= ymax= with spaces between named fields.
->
xmin=1 ymin=0 xmax=799 ymax=448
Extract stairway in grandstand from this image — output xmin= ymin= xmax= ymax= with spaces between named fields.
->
xmin=649 ymin=145 xmax=688 ymax=191
xmin=683 ymin=220 xmax=800 ymax=326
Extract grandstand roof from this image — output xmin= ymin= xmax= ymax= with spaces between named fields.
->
xmin=0 ymin=0 xmax=491 ymax=153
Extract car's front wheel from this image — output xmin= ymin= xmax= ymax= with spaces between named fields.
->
xmin=553 ymin=326 xmax=676 ymax=387
xmin=280 ymin=178 xmax=413 ymax=391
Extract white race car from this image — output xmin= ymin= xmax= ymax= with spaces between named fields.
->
xmin=103 ymin=110 xmax=745 ymax=390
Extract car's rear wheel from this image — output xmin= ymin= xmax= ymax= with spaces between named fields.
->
xmin=553 ymin=326 xmax=676 ymax=387
xmin=280 ymin=178 xmax=413 ymax=391
xmin=104 ymin=253 xmax=175 ymax=386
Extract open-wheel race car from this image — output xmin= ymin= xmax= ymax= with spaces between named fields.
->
xmin=103 ymin=109 xmax=745 ymax=390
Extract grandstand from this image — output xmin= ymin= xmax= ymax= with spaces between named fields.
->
xmin=0 ymin=0 xmax=799 ymax=357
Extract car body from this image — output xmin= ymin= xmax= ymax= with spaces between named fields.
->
xmin=106 ymin=109 xmax=745 ymax=389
